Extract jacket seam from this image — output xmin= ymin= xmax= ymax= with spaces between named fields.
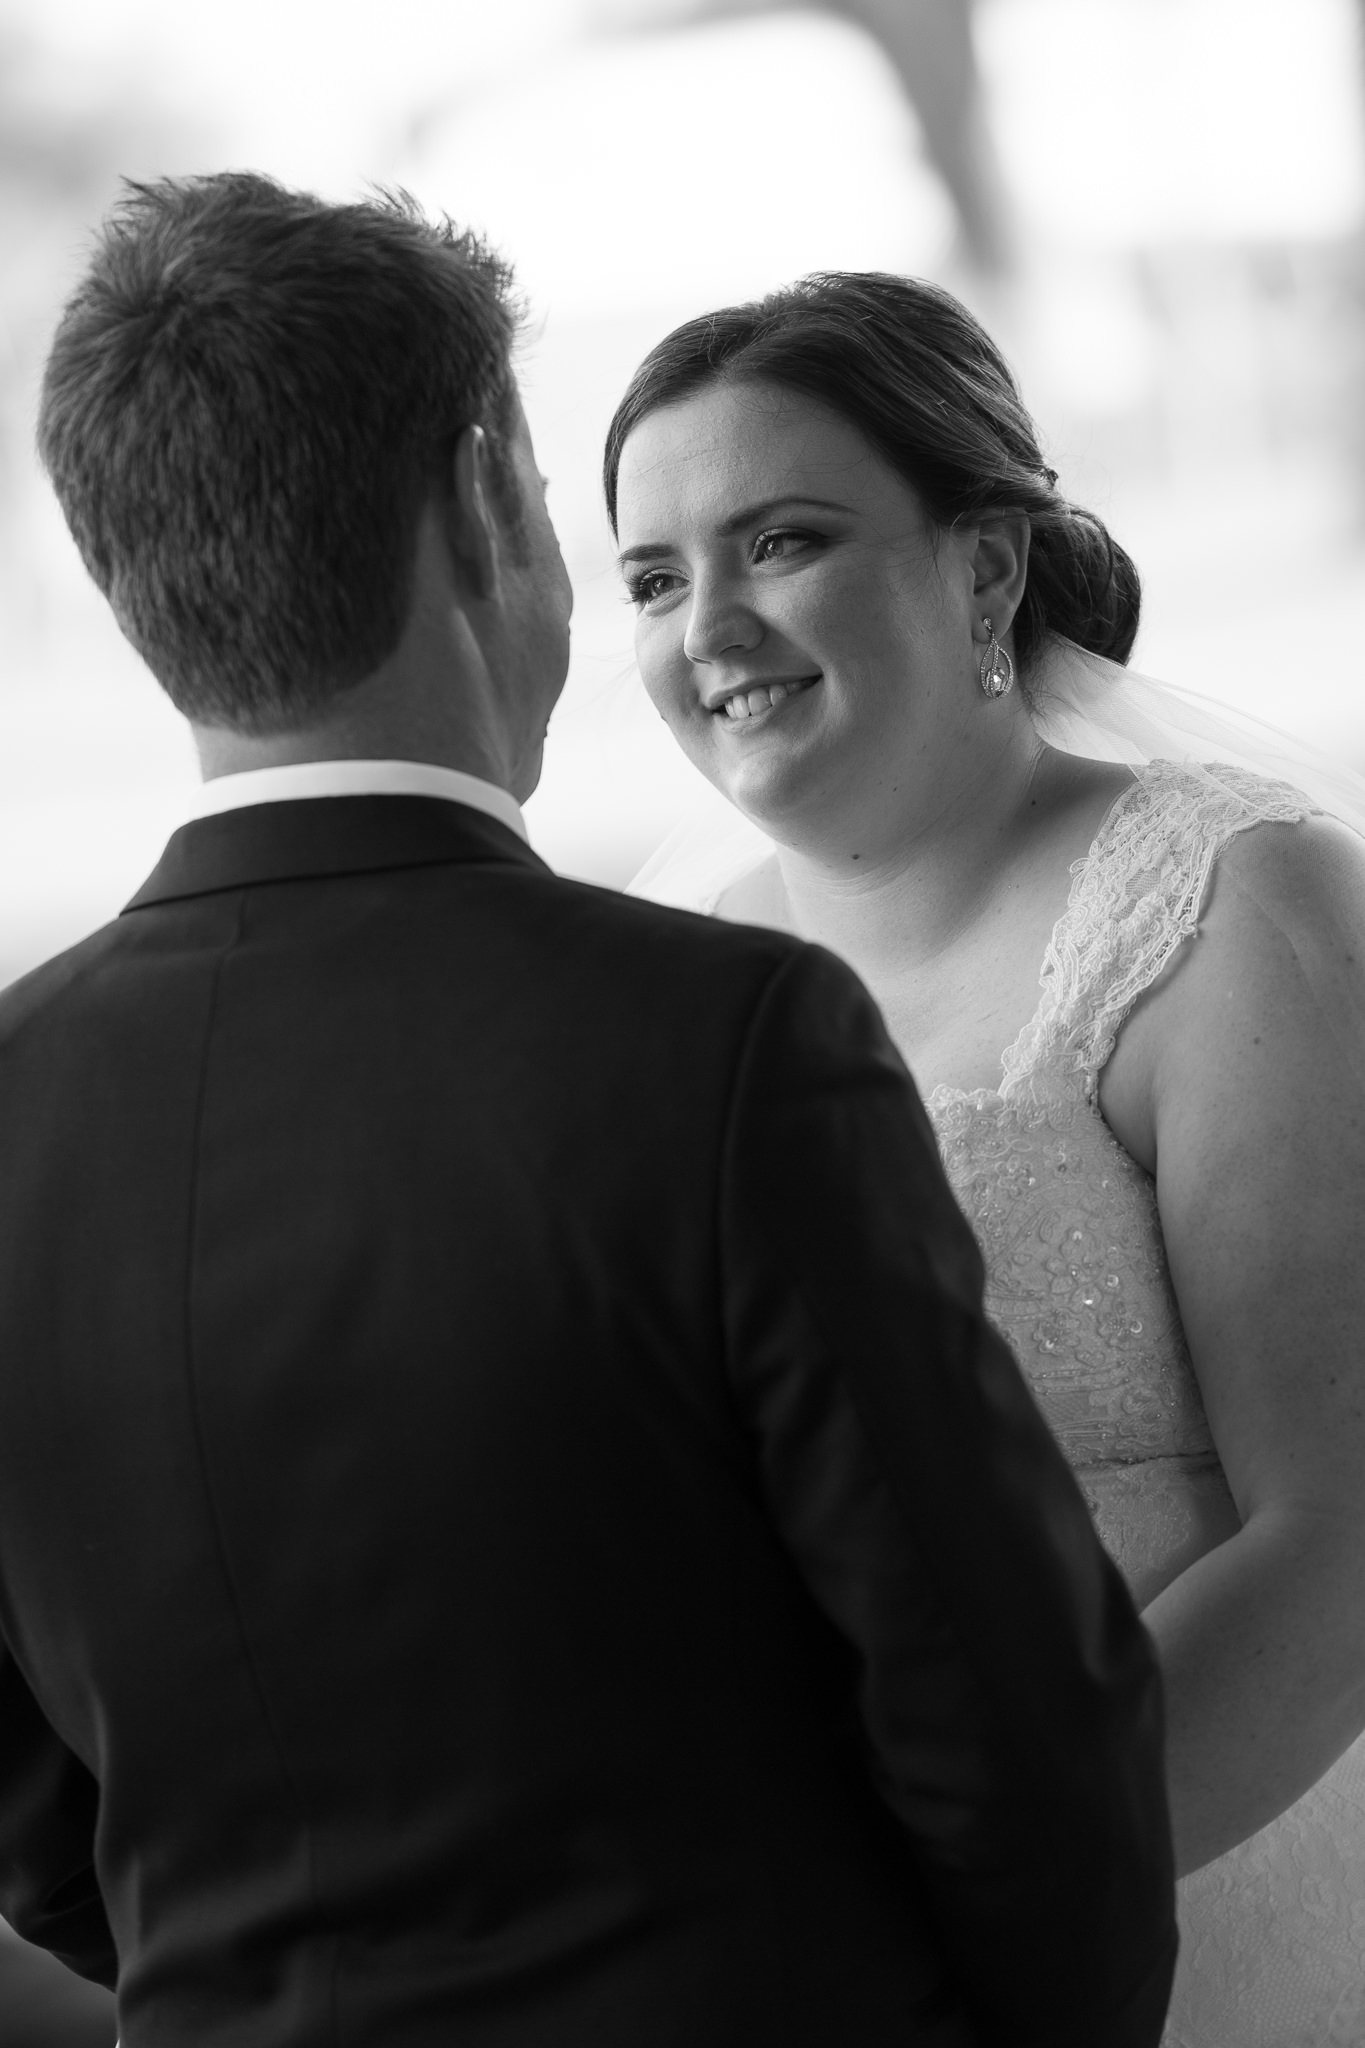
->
xmin=179 ymin=886 xmax=341 ymax=2040
xmin=713 ymin=944 xmax=814 ymax=1411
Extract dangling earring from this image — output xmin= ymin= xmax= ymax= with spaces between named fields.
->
xmin=978 ymin=616 xmax=1014 ymax=699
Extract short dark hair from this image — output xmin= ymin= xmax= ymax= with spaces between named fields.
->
xmin=38 ymin=172 xmax=524 ymax=731
xmin=603 ymin=272 xmax=1139 ymax=677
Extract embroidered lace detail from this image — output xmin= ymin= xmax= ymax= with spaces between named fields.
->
xmin=996 ymin=760 xmax=1310 ymax=1109
xmin=921 ymin=763 xmax=1364 ymax=2044
xmin=926 ymin=764 xmax=1314 ymax=1517
xmin=931 ymin=1088 xmax=1215 ymax=1526
xmin=1163 ymin=1738 xmax=1365 ymax=2048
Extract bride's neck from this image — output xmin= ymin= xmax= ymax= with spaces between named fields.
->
xmin=773 ymin=734 xmax=1056 ymax=974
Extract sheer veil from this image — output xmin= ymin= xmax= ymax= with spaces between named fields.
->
xmin=625 ymin=634 xmax=1365 ymax=915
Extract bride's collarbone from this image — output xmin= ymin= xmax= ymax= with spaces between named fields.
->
xmin=873 ymin=943 xmax=1050 ymax=1097
xmin=811 ymin=757 xmax=1138 ymax=1095
xmin=883 ymin=955 xmax=1158 ymax=1145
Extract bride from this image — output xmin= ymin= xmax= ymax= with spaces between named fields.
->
xmin=606 ymin=272 xmax=1365 ymax=2046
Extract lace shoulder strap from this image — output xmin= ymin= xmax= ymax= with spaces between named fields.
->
xmin=1000 ymin=760 xmax=1314 ymax=1106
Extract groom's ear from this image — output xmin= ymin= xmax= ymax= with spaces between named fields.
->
xmin=444 ymin=425 xmax=502 ymax=604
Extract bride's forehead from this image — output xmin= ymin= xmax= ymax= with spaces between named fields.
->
xmin=616 ymin=384 xmax=883 ymax=526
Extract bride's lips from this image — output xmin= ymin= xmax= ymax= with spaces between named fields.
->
xmin=709 ymin=675 xmax=820 ymax=725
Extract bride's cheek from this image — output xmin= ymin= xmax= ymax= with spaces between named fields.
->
xmin=647 ymin=661 xmax=689 ymax=730
xmin=633 ymin=628 xmax=667 ymax=699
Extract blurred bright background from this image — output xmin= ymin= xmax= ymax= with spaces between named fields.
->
xmin=1 ymin=2 xmax=1364 ymax=2035
xmin=1 ymin=0 xmax=1364 ymax=1001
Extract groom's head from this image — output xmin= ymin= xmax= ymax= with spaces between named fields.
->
xmin=37 ymin=172 xmax=569 ymax=763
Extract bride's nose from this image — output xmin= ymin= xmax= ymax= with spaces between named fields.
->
xmin=682 ymin=577 xmax=762 ymax=666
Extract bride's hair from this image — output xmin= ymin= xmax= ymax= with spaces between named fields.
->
xmin=603 ymin=272 xmax=1140 ymax=677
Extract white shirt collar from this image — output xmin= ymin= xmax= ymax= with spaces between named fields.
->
xmin=187 ymin=759 xmax=528 ymax=843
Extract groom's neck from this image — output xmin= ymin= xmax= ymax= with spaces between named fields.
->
xmin=191 ymin=651 xmax=517 ymax=797
xmin=192 ymin=716 xmax=508 ymax=791
xmin=190 ymin=496 xmax=555 ymax=801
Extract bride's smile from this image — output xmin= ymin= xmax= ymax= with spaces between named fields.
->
xmin=613 ymin=377 xmax=1017 ymax=851
xmin=709 ymin=672 xmax=820 ymax=722
xmin=609 ymin=270 xmax=1365 ymax=2043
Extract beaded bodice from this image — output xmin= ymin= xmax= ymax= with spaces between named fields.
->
xmin=687 ymin=753 xmax=1365 ymax=2035
xmin=924 ymin=761 xmax=1310 ymax=1607
xmin=922 ymin=761 xmax=1365 ymax=2044
xmin=696 ymin=755 xmax=1365 ymax=2037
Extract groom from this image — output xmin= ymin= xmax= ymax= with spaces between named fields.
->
xmin=0 ymin=173 xmax=1175 ymax=2047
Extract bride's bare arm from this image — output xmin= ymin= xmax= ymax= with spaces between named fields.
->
xmin=1101 ymin=811 xmax=1365 ymax=1876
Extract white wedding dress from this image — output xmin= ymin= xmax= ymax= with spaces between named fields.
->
xmin=925 ymin=759 xmax=1365 ymax=2047
xmin=634 ymin=752 xmax=1365 ymax=2045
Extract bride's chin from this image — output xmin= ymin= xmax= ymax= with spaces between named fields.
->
xmin=717 ymin=757 xmax=823 ymax=836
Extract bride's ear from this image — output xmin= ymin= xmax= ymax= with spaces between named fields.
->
xmin=971 ymin=513 xmax=1030 ymax=637
xmin=444 ymin=424 xmax=502 ymax=604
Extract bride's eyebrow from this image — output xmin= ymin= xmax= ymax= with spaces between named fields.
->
xmin=617 ymin=495 xmax=854 ymax=568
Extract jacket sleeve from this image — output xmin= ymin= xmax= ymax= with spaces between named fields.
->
xmin=0 ymin=1642 xmax=117 ymax=1988
xmin=719 ymin=942 xmax=1177 ymax=2048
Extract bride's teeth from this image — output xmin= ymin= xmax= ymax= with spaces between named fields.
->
xmin=721 ymin=680 xmax=805 ymax=719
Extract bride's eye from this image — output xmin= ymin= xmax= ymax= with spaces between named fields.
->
xmin=623 ymin=568 xmax=681 ymax=608
xmin=752 ymin=527 xmax=817 ymax=564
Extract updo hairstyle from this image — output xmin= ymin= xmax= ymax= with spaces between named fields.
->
xmin=603 ymin=272 xmax=1140 ymax=678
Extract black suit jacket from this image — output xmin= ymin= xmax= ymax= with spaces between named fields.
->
xmin=0 ymin=796 xmax=1175 ymax=2047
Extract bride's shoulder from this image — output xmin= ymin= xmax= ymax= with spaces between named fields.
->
xmin=1208 ymin=801 xmax=1365 ymax=956
xmin=1104 ymin=789 xmax=1365 ymax=1166
xmin=1139 ymin=789 xmax=1365 ymax=1085
xmin=1094 ymin=759 xmax=1357 ymax=908
xmin=1121 ymin=757 xmax=1311 ymax=828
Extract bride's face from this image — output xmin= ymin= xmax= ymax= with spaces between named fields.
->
xmin=614 ymin=378 xmax=985 ymax=842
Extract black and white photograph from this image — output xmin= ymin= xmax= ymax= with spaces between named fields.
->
xmin=1 ymin=2 xmax=1364 ymax=2043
